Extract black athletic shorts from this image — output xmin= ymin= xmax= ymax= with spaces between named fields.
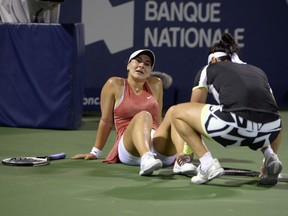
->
xmin=201 ymin=105 xmax=282 ymax=150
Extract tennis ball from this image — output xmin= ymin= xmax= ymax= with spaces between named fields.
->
xmin=183 ymin=142 xmax=193 ymax=155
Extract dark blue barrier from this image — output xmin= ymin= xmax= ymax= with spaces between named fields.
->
xmin=0 ymin=23 xmax=85 ymax=129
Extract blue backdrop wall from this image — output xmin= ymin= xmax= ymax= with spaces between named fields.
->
xmin=60 ymin=0 xmax=288 ymax=111
xmin=0 ymin=23 xmax=85 ymax=129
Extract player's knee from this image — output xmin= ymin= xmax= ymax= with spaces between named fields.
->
xmin=170 ymin=105 xmax=182 ymax=123
xmin=135 ymin=111 xmax=153 ymax=122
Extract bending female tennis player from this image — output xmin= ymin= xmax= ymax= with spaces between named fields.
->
xmin=72 ymin=49 xmax=197 ymax=176
xmin=171 ymin=33 xmax=283 ymax=185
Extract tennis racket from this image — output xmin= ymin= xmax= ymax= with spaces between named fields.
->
xmin=224 ymin=167 xmax=260 ymax=177
xmin=41 ymin=152 xmax=66 ymax=161
xmin=2 ymin=152 xmax=66 ymax=167
xmin=223 ymin=167 xmax=288 ymax=181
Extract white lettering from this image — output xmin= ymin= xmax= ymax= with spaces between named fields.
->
xmin=185 ymin=28 xmax=198 ymax=47
xmin=83 ymin=97 xmax=100 ymax=106
xmin=144 ymin=1 xmax=245 ymax=48
xmin=158 ymin=2 xmax=170 ymax=21
xmin=233 ymin=28 xmax=245 ymax=47
xmin=158 ymin=28 xmax=171 ymax=46
xmin=145 ymin=27 xmax=158 ymax=47
xmin=170 ymin=2 xmax=183 ymax=21
xmin=210 ymin=3 xmax=221 ymax=22
xmin=145 ymin=1 xmax=221 ymax=23
xmin=183 ymin=2 xmax=197 ymax=22
xmin=145 ymin=27 xmax=245 ymax=48
xmin=145 ymin=1 xmax=157 ymax=21
xmin=170 ymin=27 xmax=180 ymax=47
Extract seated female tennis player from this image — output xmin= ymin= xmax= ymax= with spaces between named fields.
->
xmin=72 ymin=49 xmax=197 ymax=176
xmin=171 ymin=33 xmax=283 ymax=185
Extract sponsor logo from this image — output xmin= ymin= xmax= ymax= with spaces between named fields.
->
xmin=82 ymin=0 xmax=134 ymax=53
xmin=83 ymin=97 xmax=100 ymax=106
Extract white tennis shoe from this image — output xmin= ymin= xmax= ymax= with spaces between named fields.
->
xmin=173 ymin=157 xmax=197 ymax=176
xmin=191 ymin=158 xmax=224 ymax=184
xmin=139 ymin=152 xmax=163 ymax=176
xmin=259 ymin=153 xmax=282 ymax=185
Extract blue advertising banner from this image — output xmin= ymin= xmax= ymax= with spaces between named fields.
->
xmin=60 ymin=0 xmax=288 ymax=111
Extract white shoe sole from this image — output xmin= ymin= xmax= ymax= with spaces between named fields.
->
xmin=259 ymin=160 xmax=282 ymax=185
xmin=191 ymin=168 xmax=224 ymax=184
xmin=139 ymin=160 xmax=162 ymax=176
xmin=173 ymin=164 xmax=197 ymax=176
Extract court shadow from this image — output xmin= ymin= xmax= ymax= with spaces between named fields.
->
xmin=199 ymin=176 xmax=288 ymax=190
xmin=102 ymin=184 xmax=239 ymax=201
xmin=218 ymin=158 xmax=256 ymax=164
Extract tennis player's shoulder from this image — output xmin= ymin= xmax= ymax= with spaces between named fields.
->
xmin=106 ymin=77 xmax=125 ymax=88
xmin=148 ymin=76 xmax=163 ymax=90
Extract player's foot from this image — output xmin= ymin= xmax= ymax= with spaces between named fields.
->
xmin=173 ymin=156 xmax=197 ymax=176
xmin=259 ymin=153 xmax=282 ymax=185
xmin=191 ymin=158 xmax=224 ymax=184
xmin=139 ymin=152 xmax=163 ymax=176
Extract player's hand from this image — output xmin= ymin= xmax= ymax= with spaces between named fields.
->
xmin=259 ymin=164 xmax=265 ymax=177
xmin=258 ymin=158 xmax=265 ymax=177
xmin=176 ymin=152 xmax=191 ymax=165
xmin=71 ymin=153 xmax=97 ymax=160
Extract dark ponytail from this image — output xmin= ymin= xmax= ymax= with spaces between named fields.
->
xmin=208 ymin=32 xmax=240 ymax=56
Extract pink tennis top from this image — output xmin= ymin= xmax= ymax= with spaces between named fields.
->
xmin=103 ymin=79 xmax=159 ymax=163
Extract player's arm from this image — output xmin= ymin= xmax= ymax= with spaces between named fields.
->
xmin=190 ymin=66 xmax=208 ymax=103
xmin=72 ymin=77 xmax=117 ymax=160
xmin=92 ymin=78 xmax=117 ymax=150
xmin=190 ymin=86 xmax=208 ymax=103
xmin=148 ymin=76 xmax=164 ymax=124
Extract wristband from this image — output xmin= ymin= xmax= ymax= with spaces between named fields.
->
xmin=90 ymin=147 xmax=102 ymax=158
xmin=183 ymin=142 xmax=193 ymax=155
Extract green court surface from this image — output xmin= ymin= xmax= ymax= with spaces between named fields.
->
xmin=0 ymin=112 xmax=287 ymax=216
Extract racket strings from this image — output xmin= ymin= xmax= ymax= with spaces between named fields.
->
xmin=10 ymin=157 xmax=47 ymax=162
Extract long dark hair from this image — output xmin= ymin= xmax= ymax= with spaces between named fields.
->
xmin=208 ymin=33 xmax=240 ymax=61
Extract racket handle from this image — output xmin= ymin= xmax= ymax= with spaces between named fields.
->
xmin=48 ymin=152 xmax=66 ymax=160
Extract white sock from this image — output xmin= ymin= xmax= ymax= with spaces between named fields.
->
xmin=199 ymin=152 xmax=213 ymax=172
xmin=263 ymin=147 xmax=274 ymax=159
